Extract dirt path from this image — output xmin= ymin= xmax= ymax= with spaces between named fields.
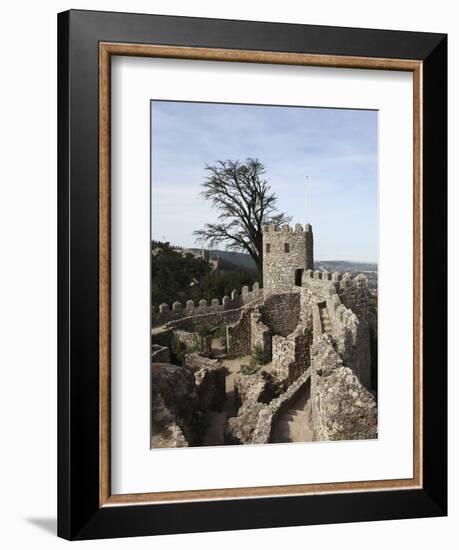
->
xmin=201 ymin=353 xmax=251 ymax=446
xmin=210 ymin=337 xmax=226 ymax=357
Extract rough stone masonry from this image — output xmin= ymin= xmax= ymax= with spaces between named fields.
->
xmin=151 ymin=223 xmax=377 ymax=447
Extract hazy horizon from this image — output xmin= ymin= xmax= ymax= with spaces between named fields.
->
xmin=151 ymin=101 xmax=378 ymax=263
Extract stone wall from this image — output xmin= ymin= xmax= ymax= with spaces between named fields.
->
xmin=262 ymin=223 xmax=313 ymax=295
xmin=225 ymin=371 xmax=276 ymax=445
xmin=173 ymin=329 xmax=211 ymax=354
xmin=301 ymin=269 xmax=336 ymax=297
xmin=301 ymin=270 xmax=371 ymax=388
xmin=233 ymin=371 xmax=276 ymax=407
xmin=313 ymin=294 xmax=359 ymax=370
xmin=226 ymin=307 xmax=252 ymax=356
xmin=151 ymin=344 xmax=170 ymax=364
xmin=336 ymin=273 xmax=371 ymax=388
xmin=151 ymin=363 xmax=198 ymax=448
xmin=152 ymin=282 xmax=262 ymax=327
xmin=191 ymin=361 xmax=226 ymax=413
xmin=311 ymin=303 xmax=323 ymax=340
xmin=252 ymin=370 xmax=311 ymax=444
xmin=152 ymin=293 xmax=263 ymax=347
xmin=310 ymin=335 xmax=377 ymax=441
xmin=152 ymin=301 xmax=268 ymax=359
xmin=225 ymin=402 xmax=266 ymax=445
xmin=271 ymin=323 xmax=311 ymax=388
xmin=250 ymin=308 xmax=272 ymax=361
xmin=160 ymin=305 xmax=244 ymax=335
xmin=150 ymin=266 xmax=376 ymax=447
xmin=261 ymin=292 xmax=300 ymax=336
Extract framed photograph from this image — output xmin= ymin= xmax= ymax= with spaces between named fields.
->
xmin=58 ymin=10 xmax=447 ymax=540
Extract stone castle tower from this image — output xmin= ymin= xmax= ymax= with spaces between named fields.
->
xmin=262 ymin=223 xmax=313 ymax=294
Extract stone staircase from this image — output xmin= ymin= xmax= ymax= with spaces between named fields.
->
xmin=270 ymin=385 xmax=313 ymax=443
xmin=319 ymin=303 xmax=332 ymax=334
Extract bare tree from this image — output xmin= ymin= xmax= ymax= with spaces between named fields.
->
xmin=194 ymin=158 xmax=291 ymax=282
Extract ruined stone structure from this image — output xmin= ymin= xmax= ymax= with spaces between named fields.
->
xmin=310 ymin=336 xmax=377 ymax=441
xmin=263 ymin=223 xmax=313 ymax=295
xmin=151 ymin=344 xmax=170 ymax=364
xmin=150 ymin=363 xmax=198 ymax=448
xmin=151 ymin=223 xmax=377 ymax=448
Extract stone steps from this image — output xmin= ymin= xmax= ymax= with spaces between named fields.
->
xmin=270 ymin=387 xmax=314 ymax=444
xmin=319 ymin=305 xmax=332 ymax=334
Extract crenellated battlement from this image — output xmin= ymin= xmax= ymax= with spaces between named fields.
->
xmin=301 ymin=269 xmax=370 ymax=387
xmin=152 ymin=282 xmax=262 ymax=327
xmin=262 ymin=223 xmax=312 ymax=235
xmin=301 ymin=269 xmax=368 ymax=289
xmin=263 ymin=222 xmax=314 ymax=294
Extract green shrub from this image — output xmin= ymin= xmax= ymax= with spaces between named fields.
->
xmin=212 ymin=325 xmax=228 ymax=350
xmin=187 ymin=343 xmax=200 ymax=354
xmin=170 ymin=336 xmax=188 ymax=366
xmin=239 ymin=357 xmax=260 ymax=375
xmin=197 ymin=324 xmax=213 ymax=352
xmin=251 ymin=344 xmax=269 ymax=365
xmin=212 ymin=325 xmax=226 ymax=340
xmin=197 ymin=323 xmax=212 ymax=338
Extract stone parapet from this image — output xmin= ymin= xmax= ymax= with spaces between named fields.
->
xmin=152 ymin=282 xmax=262 ymax=327
xmin=310 ymin=335 xmax=377 ymax=441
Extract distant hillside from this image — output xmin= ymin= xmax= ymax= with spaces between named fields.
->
xmin=189 ymin=249 xmax=377 ymax=275
xmin=152 ymin=242 xmax=378 ymax=303
xmin=315 ymin=260 xmax=377 ymax=273
xmin=189 ymin=248 xmax=257 ymax=273
xmin=151 ymin=242 xmax=257 ymax=307
xmin=316 ymin=260 xmax=378 ymax=296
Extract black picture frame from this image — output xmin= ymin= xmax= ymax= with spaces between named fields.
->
xmin=58 ymin=9 xmax=447 ymax=540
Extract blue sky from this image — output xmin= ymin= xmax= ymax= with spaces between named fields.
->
xmin=151 ymin=101 xmax=378 ymax=262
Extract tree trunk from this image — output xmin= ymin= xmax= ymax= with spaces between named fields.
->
xmin=256 ymin=257 xmax=263 ymax=286
xmin=254 ymin=234 xmax=263 ymax=286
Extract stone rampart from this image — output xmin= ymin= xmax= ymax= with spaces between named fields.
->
xmin=311 ymin=295 xmax=359 ymax=367
xmin=336 ymin=273 xmax=371 ymax=387
xmin=310 ymin=335 xmax=377 ymax=441
xmin=153 ymin=269 xmax=372 ymax=393
xmin=159 ymin=306 xmax=243 ymax=335
xmin=152 ymin=283 xmax=262 ymax=327
xmin=301 ymin=270 xmax=370 ymax=387
xmin=301 ymin=268 xmax=368 ymax=299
